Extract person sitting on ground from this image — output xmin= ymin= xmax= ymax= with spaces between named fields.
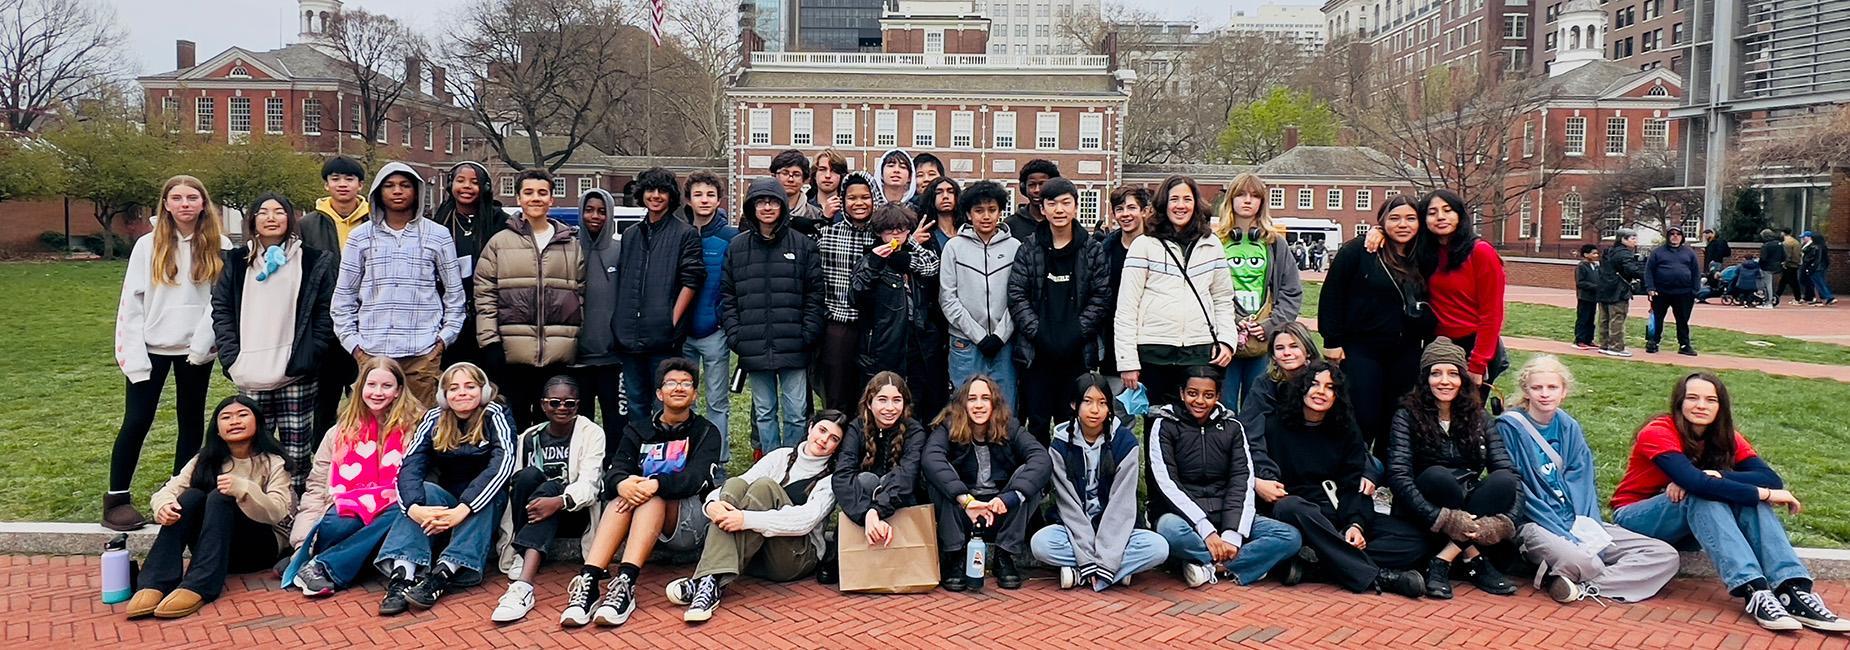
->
xmin=1611 ymin=372 xmax=1850 ymax=632
xmin=665 ymin=410 xmax=846 ymax=623
xmin=1496 ymin=355 xmax=1678 ymax=605
xmin=125 ymin=396 xmax=293 ymax=620
xmin=832 ymin=372 xmax=929 ymax=554
xmin=374 ymin=362 xmax=516 ymax=616
xmin=490 ymin=376 xmax=607 ymax=623
xmin=1148 ymin=365 xmax=1302 ymax=589
xmin=559 ymin=358 xmax=723 ymax=628
xmin=1385 ymin=337 xmax=1522 ymax=599
xmin=922 ymin=374 xmax=1052 ymax=591
xmin=1033 ymin=372 xmax=1170 ymax=591
xmin=285 ymin=357 xmax=422 ymax=598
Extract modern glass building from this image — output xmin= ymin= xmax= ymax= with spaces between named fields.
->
xmin=797 ymin=0 xmax=884 ymax=52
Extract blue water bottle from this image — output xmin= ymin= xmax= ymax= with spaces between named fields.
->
xmin=101 ymin=534 xmax=132 ymax=604
xmin=964 ymin=526 xmax=987 ymax=593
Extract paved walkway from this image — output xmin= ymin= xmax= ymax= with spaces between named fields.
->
xmin=10 ymin=555 xmax=1850 ymax=649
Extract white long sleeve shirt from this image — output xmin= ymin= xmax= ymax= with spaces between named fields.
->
xmin=709 ymin=446 xmax=836 ymax=542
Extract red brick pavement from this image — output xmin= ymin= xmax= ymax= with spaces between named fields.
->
xmin=10 ymin=555 xmax=1850 ymax=649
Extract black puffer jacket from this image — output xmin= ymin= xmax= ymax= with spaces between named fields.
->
xmin=921 ymin=422 xmax=1051 ymax=510
xmin=849 ymin=241 xmax=939 ymax=376
xmin=1384 ymin=407 xmax=1520 ymax=529
xmin=1145 ymin=403 xmax=1256 ymax=540
xmin=211 ymin=244 xmax=338 ymax=382
xmin=1007 ymin=223 xmax=1113 ymax=369
xmin=720 ymin=178 xmax=826 ymax=372
xmin=831 ymin=417 xmax=929 ymax=525
xmin=1598 ymin=243 xmax=1643 ymax=303
xmin=613 ymin=209 xmax=705 ymax=354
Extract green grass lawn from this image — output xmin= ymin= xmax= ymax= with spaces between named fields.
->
xmin=1299 ymin=281 xmax=1850 ymax=367
xmin=5 ymin=261 xmax=1849 ymax=548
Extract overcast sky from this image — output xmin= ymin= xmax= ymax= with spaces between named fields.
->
xmin=107 ymin=0 xmax=1308 ymax=76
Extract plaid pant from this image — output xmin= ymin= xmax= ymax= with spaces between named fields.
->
xmin=245 ymin=380 xmax=319 ymax=495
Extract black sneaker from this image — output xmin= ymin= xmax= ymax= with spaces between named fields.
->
xmin=378 ymin=577 xmax=415 ymax=616
xmin=1679 ymin=346 xmax=1698 ymax=357
xmin=295 ymin=560 xmax=336 ymax=597
xmin=591 ymin=573 xmax=637 ymax=627
xmin=1748 ymin=589 xmax=1803 ymax=631
xmin=994 ymin=551 xmax=1023 ymax=590
xmin=558 ymin=571 xmax=601 ymax=627
xmin=1779 ymin=586 xmax=1850 ymax=632
xmin=683 ymin=576 xmax=722 ymax=623
xmin=1646 ymin=343 xmax=1660 ymax=354
xmin=404 ymin=567 xmax=452 ymax=610
xmin=1463 ymin=557 xmax=1517 ymax=596
xmin=1424 ymin=557 xmax=1454 ymax=600
xmin=1375 ymin=569 xmax=1425 ymax=599
xmin=815 ymin=554 xmax=838 ymax=585
xmin=940 ymin=552 xmax=966 ymax=592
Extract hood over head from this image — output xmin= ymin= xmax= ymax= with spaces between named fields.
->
xmin=368 ymin=162 xmax=432 ymax=222
xmin=579 ymin=186 xmax=619 ymax=249
xmin=744 ymin=176 xmax=790 ymax=237
xmin=875 ymin=148 xmax=915 ymax=206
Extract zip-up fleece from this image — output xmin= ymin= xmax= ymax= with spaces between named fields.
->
xmin=938 ymin=223 xmax=1020 ymax=342
xmin=474 ymin=215 xmax=586 ymax=367
xmin=1113 ymin=234 xmax=1241 ymax=372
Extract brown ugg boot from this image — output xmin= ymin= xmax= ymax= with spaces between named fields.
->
xmin=152 ymin=588 xmax=205 ymax=619
xmin=103 ymin=492 xmax=147 ymax=531
xmin=124 ymin=589 xmax=164 ymax=619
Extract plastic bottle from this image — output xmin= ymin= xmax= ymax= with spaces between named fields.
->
xmin=101 ymin=533 xmax=132 ymax=604
xmin=964 ymin=529 xmax=987 ymax=593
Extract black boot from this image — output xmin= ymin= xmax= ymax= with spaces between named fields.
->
xmin=940 ymin=552 xmax=966 ymax=592
xmin=1375 ymin=569 xmax=1425 ymax=599
xmin=994 ymin=550 xmax=1023 ymax=590
xmin=1424 ymin=557 xmax=1454 ymax=599
xmin=1464 ymin=556 xmax=1518 ymax=596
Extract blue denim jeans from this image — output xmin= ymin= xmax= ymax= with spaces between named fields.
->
xmin=1808 ymin=271 xmax=1836 ymax=303
xmin=1155 ymin=513 xmax=1302 ymax=586
xmin=375 ymin=482 xmax=506 ymax=582
xmin=1613 ymin=493 xmax=1810 ymax=592
xmin=947 ymin=336 xmax=1017 ymax=407
xmin=298 ymin=505 xmax=402 ymax=588
xmin=1219 ymin=355 xmax=1269 ymax=411
xmin=682 ymin=330 xmax=732 ymax=439
xmin=748 ymin=368 xmax=808 ymax=452
xmin=1030 ymin=525 xmax=1171 ymax=590
xmin=617 ymin=351 xmax=675 ymax=430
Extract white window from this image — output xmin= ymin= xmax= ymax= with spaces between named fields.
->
xmin=791 ymin=108 xmax=813 ymax=146
xmin=424 ymin=123 xmax=434 ymax=150
xmin=748 ymin=108 xmax=771 ymax=146
xmin=195 ymin=97 xmax=214 ymax=133
xmin=1519 ymin=196 xmax=1533 ymax=238
xmin=1560 ymin=192 xmax=1583 ymax=239
xmin=228 ymin=65 xmax=250 ymax=79
xmin=498 ymin=176 xmax=515 ymax=197
xmin=1327 ymin=189 xmax=1343 ymax=210
xmin=1078 ymin=189 xmax=1101 ymax=230
xmin=1035 ymin=111 xmax=1058 ymax=150
xmin=1503 ymin=14 xmax=1526 ymax=39
xmin=265 ymin=97 xmax=284 ymax=134
xmin=228 ymin=97 xmax=251 ymax=135
xmin=1523 ymin=121 xmax=1535 ymax=157
xmin=578 ymin=177 xmax=594 ymax=195
xmin=349 ymin=104 xmax=360 ymax=139
xmin=951 ymin=111 xmax=974 ymax=148
xmin=1268 ymin=187 xmax=1285 ymax=209
xmin=446 ymin=124 xmax=456 ymax=154
xmin=1355 ymin=189 xmax=1373 ymax=211
xmin=401 ymin=117 xmax=412 ymax=147
xmin=1078 ymin=113 xmax=1102 ymax=151
xmin=1605 ymin=116 xmax=1627 ymax=155
xmin=160 ymin=96 xmax=179 ymax=132
xmin=1297 ymin=187 xmax=1314 ymax=210
xmin=1643 ymin=118 xmax=1668 ymax=149
xmin=912 ymin=110 xmax=935 ymax=148
xmin=925 ymin=30 xmax=944 ymax=54
xmin=552 ymin=176 xmax=566 ymax=196
xmin=377 ymin=118 xmax=388 ymax=144
xmin=875 ymin=109 xmax=898 ymax=147
xmin=1355 ymin=223 xmax=1372 ymax=237
xmin=1563 ymin=116 xmax=1586 ymax=155
xmin=993 ymin=111 xmax=1016 ymax=149
xmin=833 ymin=109 xmax=856 ymax=146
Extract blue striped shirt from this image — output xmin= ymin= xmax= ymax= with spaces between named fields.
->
xmin=331 ymin=217 xmax=464 ymax=358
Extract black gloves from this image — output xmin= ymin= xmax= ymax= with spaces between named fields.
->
xmin=976 ymin=334 xmax=1005 ymax=357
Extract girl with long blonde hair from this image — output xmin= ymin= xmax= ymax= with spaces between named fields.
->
xmin=105 ymin=174 xmax=235 ymax=531
xmin=921 ymin=375 xmax=1051 ymax=592
xmin=1212 ymin=172 xmax=1303 ymax=412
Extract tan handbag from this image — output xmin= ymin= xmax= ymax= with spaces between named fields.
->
xmin=837 ymin=504 xmax=940 ymax=594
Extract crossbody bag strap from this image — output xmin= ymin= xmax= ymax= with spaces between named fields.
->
xmin=1499 ymin=411 xmax=1564 ymax=469
xmin=1160 ymin=238 xmax=1219 ymax=345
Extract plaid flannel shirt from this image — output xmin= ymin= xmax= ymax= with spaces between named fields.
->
xmin=818 ymin=219 xmax=938 ymax=322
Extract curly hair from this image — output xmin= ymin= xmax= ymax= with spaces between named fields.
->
xmin=1398 ymin=360 xmax=1488 ymax=464
xmin=1281 ymin=360 xmax=1358 ymax=438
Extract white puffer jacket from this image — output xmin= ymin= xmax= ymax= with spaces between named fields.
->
xmin=1112 ymin=234 xmax=1241 ymax=371
xmin=495 ymin=415 xmax=606 ymax=579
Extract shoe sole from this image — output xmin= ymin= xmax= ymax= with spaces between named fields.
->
xmin=684 ymin=608 xmax=714 ymax=623
xmin=301 ymin=586 xmax=334 ymax=598
xmin=406 ymin=596 xmax=441 ymax=611
xmin=1793 ymin=616 xmax=1850 ymax=633
xmin=492 ymin=606 xmax=532 ymax=624
xmin=1757 ymin=618 xmax=1804 ymax=632
xmin=559 ymin=612 xmax=591 ymax=628
xmin=665 ymin=581 xmax=692 ymax=606
xmin=592 ymin=604 xmax=634 ymax=627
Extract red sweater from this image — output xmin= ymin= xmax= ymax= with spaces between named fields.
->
xmin=1611 ymin=415 xmax=1757 ymax=509
xmin=1428 ymin=240 xmax=1506 ymax=377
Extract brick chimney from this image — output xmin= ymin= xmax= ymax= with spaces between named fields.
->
xmin=430 ymin=65 xmax=448 ymax=102
xmin=176 ymin=40 xmax=196 ymax=70
xmin=404 ymin=56 xmax=422 ymax=95
xmin=1283 ymin=126 xmax=1301 ymax=152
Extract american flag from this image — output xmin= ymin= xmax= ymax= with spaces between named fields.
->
xmin=650 ymin=0 xmax=668 ymax=47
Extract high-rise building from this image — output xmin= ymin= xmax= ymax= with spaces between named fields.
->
xmin=973 ymin=0 xmax=1099 ymax=55
xmin=1320 ymin=0 xmax=1534 ymax=86
xmin=1534 ymin=0 xmax=1686 ymax=76
xmin=796 ymin=0 xmax=885 ymax=52
xmin=742 ymin=0 xmax=798 ymax=52
xmin=1227 ymin=4 xmax=1326 ymax=53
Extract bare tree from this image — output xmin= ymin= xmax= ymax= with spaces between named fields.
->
xmin=651 ymin=0 xmax=739 ymax=158
xmin=1733 ymin=106 xmax=1850 ymax=178
xmin=0 ymin=0 xmax=126 ymax=132
xmin=441 ymin=0 xmax=639 ymax=171
xmin=1585 ymin=149 xmax=1703 ymax=236
xmin=324 ymin=9 xmax=427 ymax=166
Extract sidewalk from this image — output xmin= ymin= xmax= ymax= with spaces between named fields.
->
xmin=10 ymin=554 xmax=1850 ymax=649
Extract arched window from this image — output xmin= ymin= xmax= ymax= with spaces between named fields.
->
xmin=228 ymin=65 xmax=250 ymax=78
xmin=1647 ymin=85 xmax=1669 ymax=96
xmin=1570 ymin=26 xmax=1581 ymax=49
xmin=1561 ymin=192 xmax=1584 ymax=239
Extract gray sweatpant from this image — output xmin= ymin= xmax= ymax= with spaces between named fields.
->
xmin=1518 ymin=521 xmax=1679 ymax=602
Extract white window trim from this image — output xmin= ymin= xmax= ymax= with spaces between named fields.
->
xmin=875 ymin=109 xmax=898 ymax=148
xmin=833 ymin=109 xmax=856 ymax=146
xmin=993 ymin=111 xmax=1016 ymax=149
xmin=951 ymin=110 xmax=974 ymax=149
xmin=1326 ymin=188 xmax=1343 ymax=210
xmin=424 ymin=123 xmax=434 ymax=151
xmin=749 ymin=108 xmax=772 ymax=146
xmin=1355 ymin=189 xmax=1372 ymax=211
xmin=195 ymin=97 xmax=214 ymax=133
xmin=578 ymin=177 xmax=594 ymax=195
xmin=1078 ymin=113 xmax=1103 ymax=151
xmin=1035 ymin=111 xmax=1059 ymax=150
xmin=264 ymin=97 xmax=284 ymax=134
xmin=1296 ymin=187 xmax=1314 ymax=210
xmin=1564 ymin=116 xmax=1587 ymax=156
xmin=552 ymin=176 xmax=566 ymax=196
xmin=1268 ymin=187 xmax=1285 ymax=209
xmin=1605 ymin=116 xmax=1627 ymax=156
xmin=228 ymin=97 xmax=251 ymax=135
xmin=498 ymin=176 xmax=515 ymax=197
xmin=791 ymin=108 xmax=814 ymax=146
xmin=913 ymin=110 xmax=936 ymax=148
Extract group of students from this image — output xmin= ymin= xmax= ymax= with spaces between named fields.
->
xmin=103 ymin=151 xmax=1846 ymax=634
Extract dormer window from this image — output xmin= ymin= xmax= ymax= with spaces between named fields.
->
xmin=1646 ymin=85 xmax=1669 ymax=96
xmin=229 ymin=64 xmax=250 ymax=78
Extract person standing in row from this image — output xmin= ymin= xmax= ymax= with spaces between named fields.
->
xmin=1701 ymin=228 xmax=1731 ymax=272
xmin=106 ymin=175 xmax=233 ymax=531
xmin=1597 ymin=229 xmax=1642 ymax=356
xmin=433 ymin=161 xmax=507 ymax=369
xmin=611 ymin=167 xmax=705 ymax=427
xmin=1114 ymin=175 xmax=1238 ymax=409
xmin=1009 ymin=178 xmax=1112 ymax=442
xmin=850 ymin=204 xmax=941 ymax=409
xmin=1644 ymin=227 xmax=1701 ymax=356
xmin=1572 ymin=244 xmax=1601 ymax=350
xmin=1801 ymin=231 xmax=1835 ymax=306
xmin=679 ymin=172 xmax=737 ymax=439
xmin=1779 ymin=228 xmax=1804 ymax=305
xmin=1415 ymin=190 xmax=1507 ymax=388
xmin=1756 ymin=229 xmax=1785 ymax=307
xmin=874 ymin=149 xmax=916 ymax=207
xmin=1095 ymin=187 xmax=1150 ymax=397
xmin=300 ymin=157 xmax=370 ymax=446
xmin=332 ymin=162 xmax=464 ymax=407
xmin=771 ymin=150 xmax=826 ymax=235
xmin=722 ymin=178 xmax=825 ymax=455
xmin=808 ymin=149 xmax=849 ymax=226
xmin=911 ymin=176 xmax=960 ymax=417
xmin=820 ymin=172 xmax=939 ymax=411
xmin=211 ymin=193 xmax=338 ymax=494
xmin=575 ymin=188 xmax=625 ymax=427
xmin=1213 ymin=173 xmax=1302 ymax=411
xmin=1004 ymin=159 xmax=1060 ymax=242
xmin=1318 ymin=194 xmax=1432 ymax=448
xmin=474 ymin=168 xmax=585 ymax=430
xmin=939 ymin=181 xmax=1021 ymax=406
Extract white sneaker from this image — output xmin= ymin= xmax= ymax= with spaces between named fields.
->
xmin=665 ymin=577 xmax=695 ymax=606
xmin=1182 ymin=563 xmax=1217 ymax=588
xmin=491 ymin=580 xmax=535 ymax=623
xmin=1058 ymin=567 xmax=1078 ymax=590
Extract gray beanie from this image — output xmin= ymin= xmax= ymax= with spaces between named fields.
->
xmin=1616 ymin=228 xmax=1637 ymax=241
xmin=1420 ymin=337 xmax=1468 ymax=373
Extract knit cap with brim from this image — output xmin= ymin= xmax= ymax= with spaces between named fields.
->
xmin=1420 ymin=337 xmax=1468 ymax=372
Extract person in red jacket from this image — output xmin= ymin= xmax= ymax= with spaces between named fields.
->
xmin=1413 ymin=189 xmax=1507 ymax=389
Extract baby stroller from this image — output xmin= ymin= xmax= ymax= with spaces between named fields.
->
xmin=1729 ymin=259 xmax=1766 ymax=307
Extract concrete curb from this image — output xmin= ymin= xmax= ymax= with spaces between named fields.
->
xmin=8 ymin=521 xmax=1850 ymax=581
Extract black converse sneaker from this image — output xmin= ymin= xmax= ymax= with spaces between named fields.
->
xmin=1463 ymin=556 xmax=1517 ymax=596
xmin=1779 ymin=586 xmax=1850 ymax=632
xmin=592 ymin=573 xmax=637 ymax=627
xmin=1748 ymin=589 xmax=1803 ymax=631
xmin=683 ymin=576 xmax=722 ymax=623
xmin=558 ymin=572 xmax=601 ymax=627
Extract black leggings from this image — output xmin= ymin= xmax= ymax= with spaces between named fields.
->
xmin=1415 ymin=466 xmax=1521 ymax=520
xmin=312 ymin=351 xmax=356 ymax=454
xmin=111 ymin=354 xmax=212 ymax=492
xmin=1338 ymin=338 xmax=1421 ymax=452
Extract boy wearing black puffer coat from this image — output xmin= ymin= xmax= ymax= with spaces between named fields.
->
xmin=849 ymin=203 xmax=939 ymax=389
xmin=720 ymin=178 xmax=826 ymax=455
xmin=1007 ymin=178 xmax=1114 ymax=443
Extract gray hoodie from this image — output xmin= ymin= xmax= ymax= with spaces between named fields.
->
xmin=938 ymin=222 xmax=1019 ymax=342
xmin=578 ymin=187 xmax=621 ymax=365
xmin=875 ymin=148 xmax=915 ymax=207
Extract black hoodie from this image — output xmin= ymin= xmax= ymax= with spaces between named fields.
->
xmin=719 ymin=177 xmax=826 ymax=371
xmin=602 ymin=410 xmax=723 ymax=502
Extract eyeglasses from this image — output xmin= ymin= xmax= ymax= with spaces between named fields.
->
xmin=542 ymin=399 xmax=579 ymax=409
xmin=662 ymin=381 xmax=696 ymax=389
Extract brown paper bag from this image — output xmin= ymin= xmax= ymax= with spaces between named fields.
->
xmin=837 ymin=504 xmax=939 ymax=593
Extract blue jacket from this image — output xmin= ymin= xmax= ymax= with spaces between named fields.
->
xmin=687 ymin=213 xmax=738 ymax=338
xmin=1495 ymin=409 xmax=1599 ymax=542
xmin=1046 ymin=416 xmax=1144 ymax=581
xmin=398 ymin=402 xmax=518 ymax=516
xmin=1644 ymin=243 xmax=1701 ymax=297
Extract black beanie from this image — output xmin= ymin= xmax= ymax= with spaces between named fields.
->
xmin=321 ymin=156 xmax=365 ymax=181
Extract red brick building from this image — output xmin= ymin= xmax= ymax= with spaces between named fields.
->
xmin=1124 ymin=146 xmax=1418 ymax=248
